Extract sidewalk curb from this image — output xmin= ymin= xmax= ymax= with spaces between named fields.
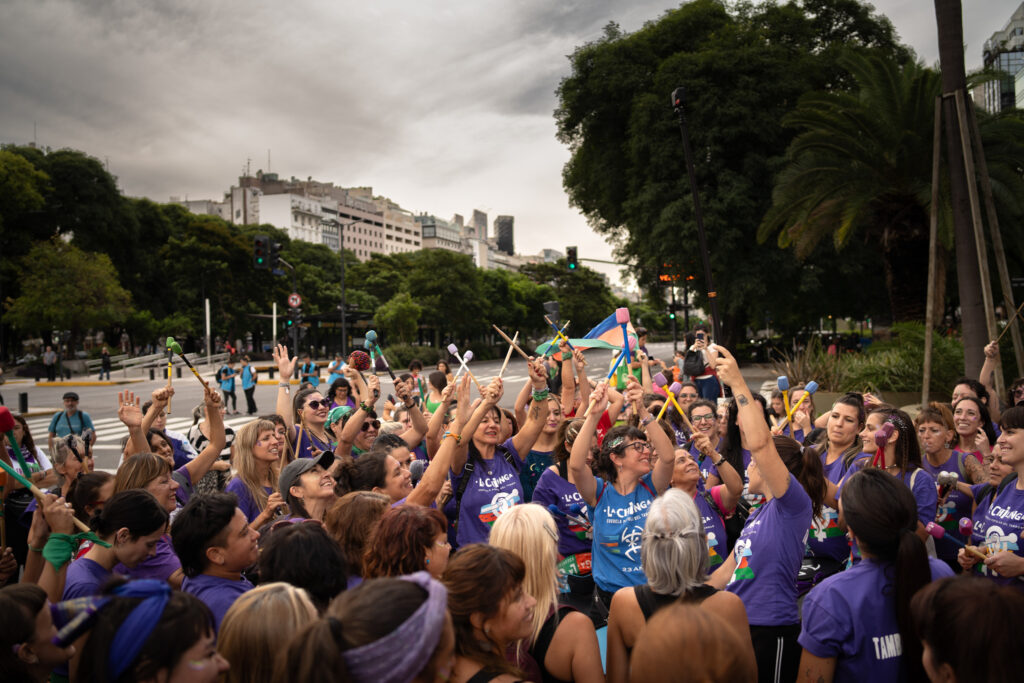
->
xmin=34 ymin=379 xmax=146 ymax=387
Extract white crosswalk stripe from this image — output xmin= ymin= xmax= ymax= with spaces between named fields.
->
xmin=25 ymin=415 xmax=261 ymax=452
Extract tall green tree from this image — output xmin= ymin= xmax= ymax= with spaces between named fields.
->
xmin=375 ymin=291 xmax=422 ymax=343
xmin=519 ymin=261 xmax=618 ymax=332
xmin=5 ymin=240 xmax=132 ymax=345
xmin=555 ymin=0 xmax=907 ymax=342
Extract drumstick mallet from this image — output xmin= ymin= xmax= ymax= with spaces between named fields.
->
xmin=165 ymin=337 xmax=175 ymax=415
xmin=926 ymin=523 xmax=988 ymax=561
xmin=364 ymin=330 xmax=397 ymax=382
xmin=492 ymin=325 xmax=533 ymax=362
xmin=447 ymin=344 xmax=484 ymax=392
xmin=777 ymin=375 xmax=791 ymax=422
xmin=542 ymin=320 xmax=571 ymax=358
xmin=959 ymin=518 xmax=974 ymax=537
xmin=452 ymin=350 xmax=475 ymax=382
xmin=777 ymin=380 xmax=819 ymax=432
xmin=168 ymin=340 xmax=211 ymax=390
xmin=616 ymin=308 xmax=632 ymax=364
xmin=498 ymin=331 xmax=519 ymax=380
xmin=995 ymin=299 xmax=1024 ymax=344
xmin=543 ymin=316 xmax=575 ymax=352
xmin=583 ymin=337 xmax=636 ymax=418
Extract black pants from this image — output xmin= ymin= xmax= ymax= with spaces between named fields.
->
xmin=222 ymin=389 xmax=236 ymax=411
xmin=244 ymin=387 xmax=257 ymax=415
xmin=45 ymin=364 xmax=56 ymax=382
xmin=750 ymin=623 xmax=801 ymax=683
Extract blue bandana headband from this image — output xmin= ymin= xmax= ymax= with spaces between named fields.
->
xmin=341 ymin=572 xmax=448 ymax=683
xmin=107 ymin=580 xmax=172 ymax=680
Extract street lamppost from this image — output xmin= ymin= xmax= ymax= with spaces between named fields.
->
xmin=338 ymin=220 xmax=359 ymax=357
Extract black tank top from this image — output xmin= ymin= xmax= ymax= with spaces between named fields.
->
xmin=634 ymin=583 xmax=718 ymax=621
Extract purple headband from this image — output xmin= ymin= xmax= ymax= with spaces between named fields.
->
xmin=341 ymin=572 xmax=448 ymax=683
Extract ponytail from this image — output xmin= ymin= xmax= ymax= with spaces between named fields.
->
xmin=842 ymin=469 xmax=931 ymax=683
xmin=772 ymin=436 xmax=826 ymax=520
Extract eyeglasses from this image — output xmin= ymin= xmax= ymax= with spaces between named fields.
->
xmin=306 ymin=399 xmax=330 ymax=410
xmin=680 ymin=393 xmax=698 ymax=399
xmin=691 ymin=414 xmax=716 ymax=423
xmin=624 ymin=441 xmax=652 ymax=454
xmin=360 ymin=420 xmax=381 ymax=432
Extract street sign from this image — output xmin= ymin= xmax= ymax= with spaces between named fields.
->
xmin=288 ymin=293 xmax=302 ymax=308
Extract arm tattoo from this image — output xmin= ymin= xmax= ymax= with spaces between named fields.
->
xmin=737 ymin=395 xmax=749 ymax=407
xmin=529 ymin=403 xmax=541 ymax=420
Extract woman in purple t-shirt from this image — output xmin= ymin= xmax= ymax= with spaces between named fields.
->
xmin=799 ymin=468 xmax=953 ymax=682
xmin=707 ymin=347 xmax=827 ymax=683
xmin=227 ymin=419 xmax=286 ymax=529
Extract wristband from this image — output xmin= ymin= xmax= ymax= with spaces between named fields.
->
xmin=278 ymin=382 xmax=291 ymax=387
xmin=27 ymin=544 xmax=43 ymax=553
xmin=442 ymin=432 xmax=462 ymax=444
xmin=640 ymin=415 xmax=655 ymax=427
xmin=532 ymin=389 xmax=550 ymax=402
xmin=359 ymin=401 xmax=371 ymax=413
xmin=43 ymin=532 xmax=110 ymax=571
xmin=713 ymin=458 xmax=724 ymax=467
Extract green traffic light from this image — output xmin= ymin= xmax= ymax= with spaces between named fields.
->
xmin=669 ymin=313 xmax=675 ymax=319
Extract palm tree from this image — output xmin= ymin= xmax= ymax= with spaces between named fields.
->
xmin=758 ymin=51 xmax=947 ymax=322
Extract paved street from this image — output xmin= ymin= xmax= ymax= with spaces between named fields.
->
xmin=7 ymin=342 xmax=774 ymax=473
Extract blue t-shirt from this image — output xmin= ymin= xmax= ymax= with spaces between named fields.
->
xmin=300 ymin=362 xmax=320 ymax=387
xmin=800 ymin=558 xmax=953 ymax=682
xmin=63 ymin=557 xmax=116 ymax=599
xmin=450 ymin=438 xmax=524 ymax=547
xmin=218 ymin=366 xmax=236 ymax=392
xmin=726 ymin=473 xmax=811 ymax=626
xmin=48 ymin=410 xmax=95 ymax=438
xmin=182 ymin=573 xmax=254 ymax=632
xmin=241 ymin=365 xmax=256 ymax=390
xmin=591 ymin=472 xmax=657 ymax=592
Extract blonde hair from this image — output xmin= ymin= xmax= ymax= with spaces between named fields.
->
xmin=489 ymin=503 xmax=560 ymax=645
xmin=230 ymin=419 xmax=280 ymax=513
xmin=217 ymin=583 xmax=318 ymax=683
xmin=52 ymin=434 xmax=87 ymax=487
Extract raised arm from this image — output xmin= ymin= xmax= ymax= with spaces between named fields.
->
xmin=980 ymin=341 xmax=1002 ymax=422
xmin=183 ymin=387 xmax=225 ymax=484
xmin=638 ymin=350 xmax=653 ymax=394
xmin=510 ymin=358 xmax=551 ymax=456
xmin=559 ymin=342 xmax=576 ymax=416
xmin=715 ymin=347 xmax=791 ymax=500
xmin=395 ymin=379 xmax=428 ymax=448
xmin=573 ymin=347 xmax=591 ymax=414
xmin=513 ymin=374 xmax=532 ymax=430
xmin=338 ymin=375 xmax=381 ymax=455
xmin=625 ymin=377 xmax=673 ymax=494
xmin=569 ymin=384 xmax=607 ymax=506
xmin=449 ymin=375 xmax=501 ymax=475
xmin=424 ymin=382 xmax=456 ymax=459
xmin=273 ymin=344 xmax=299 ymax=434
xmin=118 ymin=391 xmax=149 ymax=461
xmin=408 ymin=376 xmax=498 ymax=507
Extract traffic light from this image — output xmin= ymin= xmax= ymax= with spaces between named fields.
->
xmin=669 ymin=310 xmax=676 ymax=320
xmin=269 ymin=241 xmax=282 ymax=270
xmin=566 ymin=246 xmax=578 ymax=270
xmin=253 ymin=235 xmax=269 ymax=269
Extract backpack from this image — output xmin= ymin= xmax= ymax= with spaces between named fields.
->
xmin=215 ymin=366 xmax=225 ymax=382
xmin=683 ymin=350 xmax=706 ymax=376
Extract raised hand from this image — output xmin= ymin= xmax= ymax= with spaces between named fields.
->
xmin=117 ymin=391 xmax=143 ymax=428
xmin=527 ymin=357 xmax=548 ymax=390
xmin=589 ymin=382 xmax=610 ymax=417
xmin=367 ymin=375 xmax=381 ymax=402
xmin=204 ymin=385 xmax=222 ymax=409
xmin=572 ymin=347 xmax=588 ymax=371
xmin=984 ymin=341 xmax=999 ymax=359
xmin=693 ymin=432 xmax=716 ymax=457
xmin=484 ymin=377 xmax=504 ymax=405
xmin=711 ymin=346 xmax=742 ymax=388
xmin=42 ymin=493 xmax=76 ymax=535
xmin=273 ymin=344 xmax=298 ymax=379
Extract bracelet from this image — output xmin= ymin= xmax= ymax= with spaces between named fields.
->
xmin=713 ymin=458 xmax=724 ymax=467
xmin=27 ymin=544 xmax=43 ymax=553
xmin=640 ymin=415 xmax=655 ymax=427
xmin=531 ymin=388 xmax=550 ymax=401
xmin=442 ymin=432 xmax=462 ymax=444
xmin=359 ymin=401 xmax=371 ymax=412
xmin=278 ymin=382 xmax=291 ymax=387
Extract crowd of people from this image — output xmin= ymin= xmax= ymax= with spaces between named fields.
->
xmin=2 ymin=331 xmax=1024 ymax=683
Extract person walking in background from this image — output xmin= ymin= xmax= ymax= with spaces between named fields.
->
xmin=240 ymin=355 xmax=258 ymax=415
xmin=42 ymin=345 xmax=57 ymax=382
xmin=99 ymin=345 xmax=112 ymax=381
xmin=47 ymin=391 xmax=97 ymax=456
xmin=299 ymin=354 xmax=320 ymax=388
xmin=219 ymin=358 xmax=239 ymax=415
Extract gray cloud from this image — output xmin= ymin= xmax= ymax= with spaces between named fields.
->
xmin=0 ymin=0 xmax=1017 ymax=291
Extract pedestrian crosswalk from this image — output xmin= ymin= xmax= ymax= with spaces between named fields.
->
xmin=23 ymin=414 xmax=260 ymax=454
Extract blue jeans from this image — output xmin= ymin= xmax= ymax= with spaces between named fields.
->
xmin=695 ymin=375 xmax=721 ymax=400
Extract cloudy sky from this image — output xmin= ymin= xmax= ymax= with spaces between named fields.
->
xmin=0 ymin=0 xmax=1017 ymax=288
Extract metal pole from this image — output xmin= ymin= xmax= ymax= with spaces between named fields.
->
xmin=272 ymin=302 xmax=277 ymax=349
xmin=672 ymin=88 xmax=722 ymax=344
xmin=205 ymin=298 xmax=211 ymax=368
xmin=340 ymin=248 xmax=348 ymax=357
xmin=671 ymin=285 xmax=678 ymax=354
xmin=291 ymin=268 xmax=298 ymax=354
xmin=923 ymin=96 xmax=942 ymax=407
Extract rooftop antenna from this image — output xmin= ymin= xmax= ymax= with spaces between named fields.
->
xmin=246 ymin=158 xmax=251 ymax=176
xmin=267 ymin=149 xmax=271 ymax=173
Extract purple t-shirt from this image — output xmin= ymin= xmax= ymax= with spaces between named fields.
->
xmin=292 ymin=425 xmax=334 ymax=461
xmin=968 ymin=478 xmax=1024 ymax=586
xmin=532 ymin=467 xmax=591 ymax=558
xmin=63 ymin=557 xmax=116 ymax=599
xmin=695 ymin=487 xmax=728 ymax=570
xmin=181 ymin=573 xmax=254 ymax=632
xmin=225 ymin=478 xmax=271 ymax=523
xmin=592 ymin=472 xmax=657 ymax=592
xmin=800 ymin=557 xmax=954 ymax=681
xmin=687 ymin=440 xmax=719 ymax=491
xmin=726 ymin=473 xmax=811 ymax=626
xmin=806 ymin=453 xmax=867 ymax=564
xmin=114 ymin=535 xmax=181 ymax=582
xmin=922 ymin=452 xmax=974 ymax=568
xmin=450 ymin=437 xmax=523 ymax=547
xmin=172 ymin=465 xmax=194 ymax=506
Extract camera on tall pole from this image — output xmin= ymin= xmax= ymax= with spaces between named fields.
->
xmin=672 ymin=87 xmax=722 ymax=345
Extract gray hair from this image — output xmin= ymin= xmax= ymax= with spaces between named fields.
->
xmin=641 ymin=488 xmax=708 ymax=596
xmin=378 ymin=420 xmax=404 ymax=436
xmin=52 ymin=434 xmax=87 ymax=487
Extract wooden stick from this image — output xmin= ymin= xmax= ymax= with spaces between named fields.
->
xmin=995 ymin=299 xmax=1024 ymax=345
xmin=166 ymin=349 xmax=173 ymax=415
xmin=498 ymin=331 xmax=519 ymax=379
xmin=0 ymin=459 xmax=91 ymax=533
xmin=492 ymin=325 xmax=532 ymax=362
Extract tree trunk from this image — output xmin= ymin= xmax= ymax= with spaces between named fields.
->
xmin=934 ymin=0 xmax=986 ymax=376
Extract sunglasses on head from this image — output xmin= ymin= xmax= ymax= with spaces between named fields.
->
xmin=361 ymin=420 xmax=381 ymax=432
xmin=306 ymin=399 xmax=330 ymax=410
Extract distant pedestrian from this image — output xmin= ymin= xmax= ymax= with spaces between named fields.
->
xmin=218 ymin=358 xmax=239 ymax=415
xmin=47 ymin=391 xmax=97 ymax=456
xmin=241 ymin=355 xmax=258 ymax=415
xmin=99 ymin=345 xmax=112 ymax=381
xmin=299 ymin=354 xmax=320 ymax=388
xmin=42 ymin=345 xmax=57 ymax=382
